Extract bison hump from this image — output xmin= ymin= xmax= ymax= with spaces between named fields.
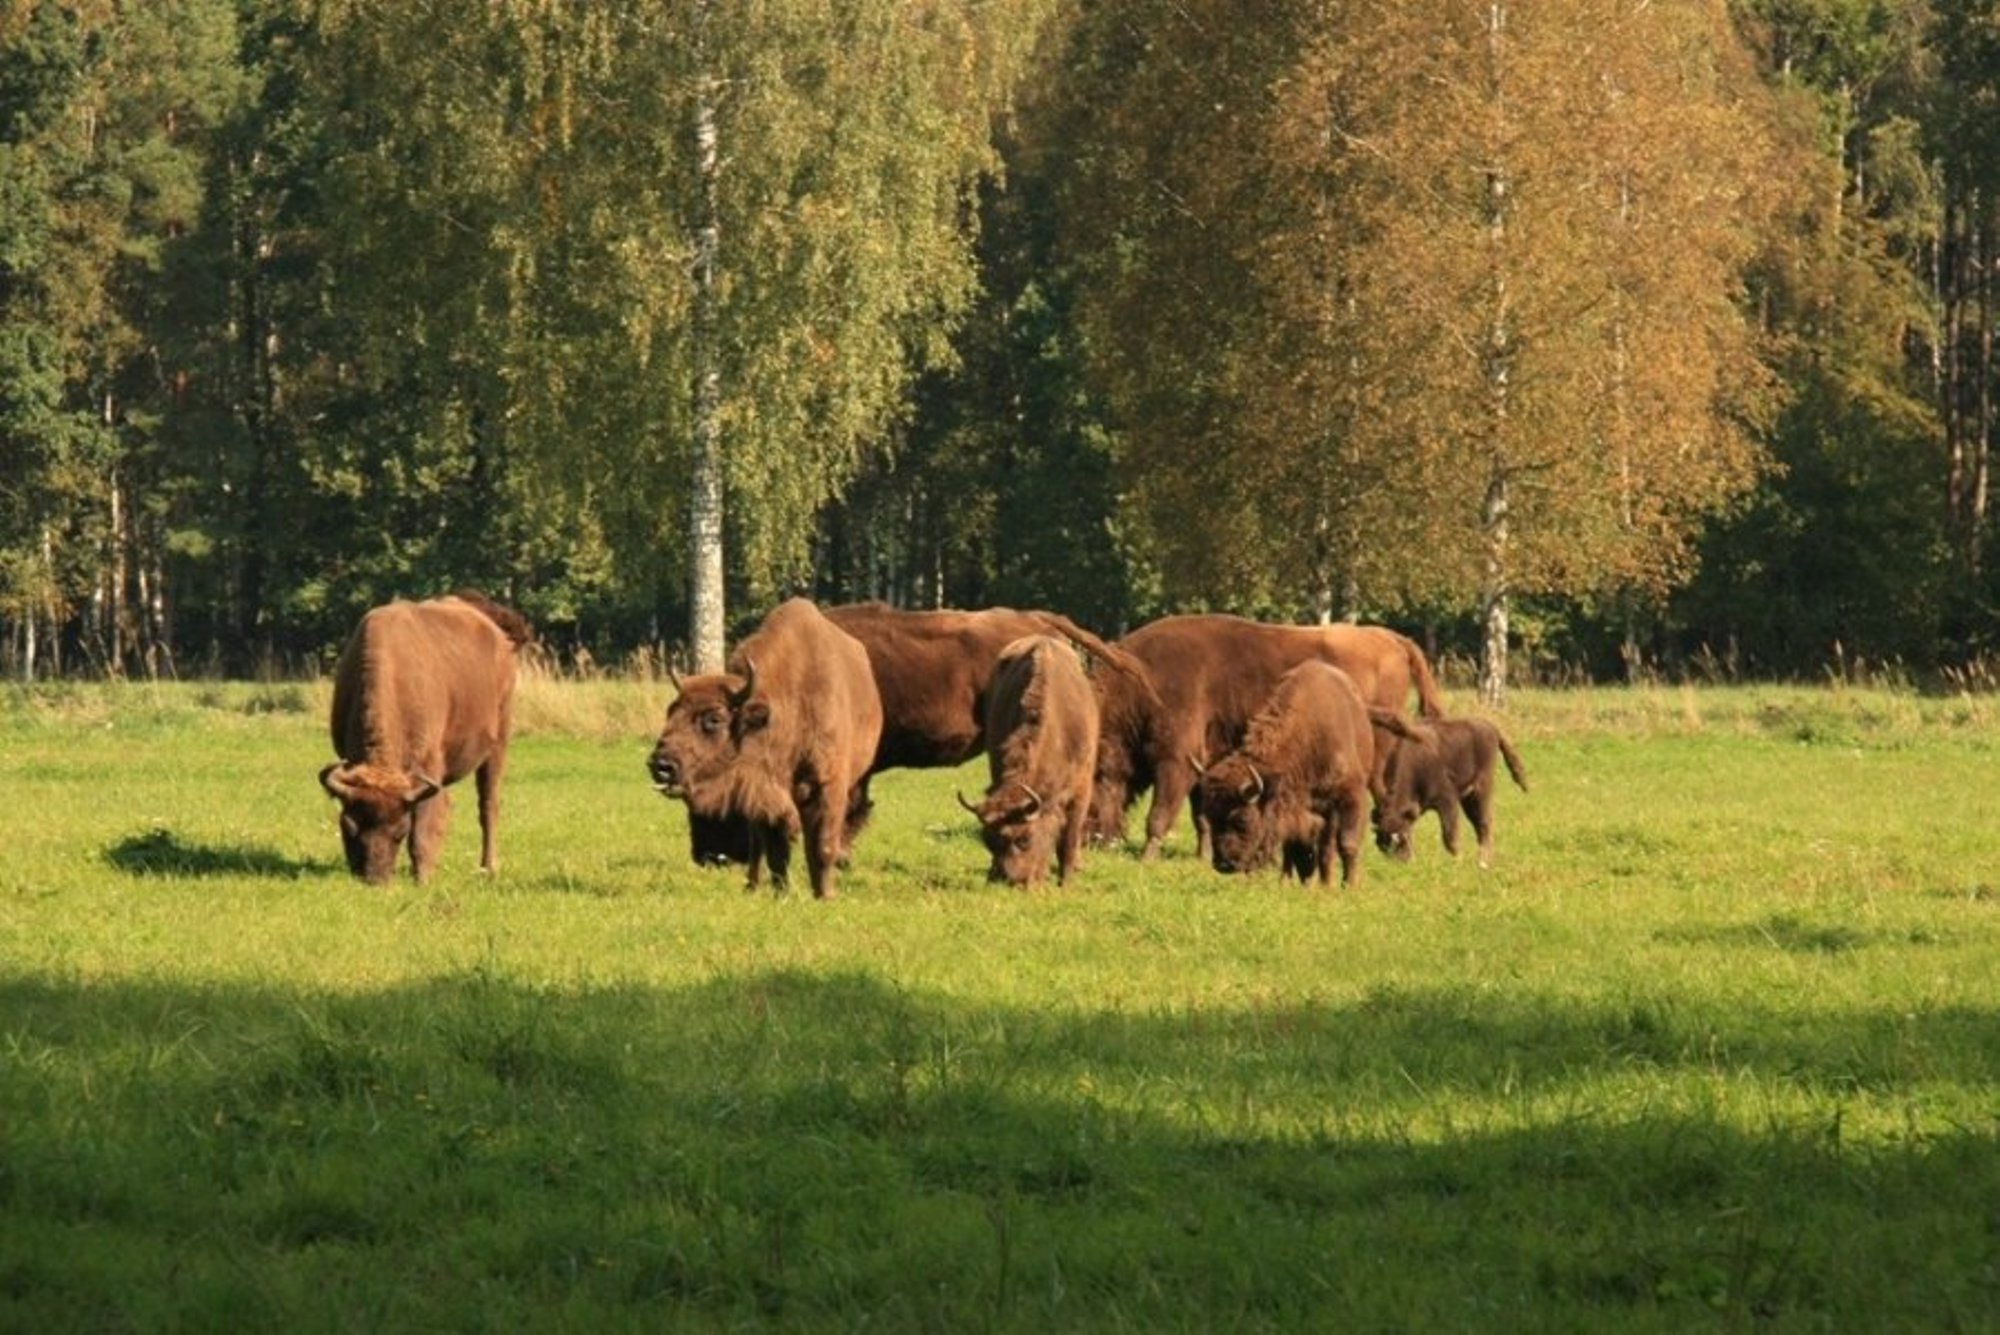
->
xmin=450 ymin=589 xmax=534 ymax=647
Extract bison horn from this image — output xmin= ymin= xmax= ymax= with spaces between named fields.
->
xmin=728 ymin=656 xmax=758 ymax=710
xmin=1018 ymin=783 xmax=1043 ymax=818
xmin=319 ymin=762 xmax=357 ymax=800
xmin=1245 ymin=764 xmax=1266 ymax=803
xmin=956 ymin=789 xmax=983 ymax=817
xmin=667 ymin=664 xmax=683 ymax=695
xmin=404 ymin=772 xmax=442 ymax=805
xmin=1187 ymin=753 xmax=1208 ymax=776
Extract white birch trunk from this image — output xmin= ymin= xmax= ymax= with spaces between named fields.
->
xmin=1477 ymin=0 xmax=1511 ymax=708
xmin=686 ymin=1 xmax=727 ymax=672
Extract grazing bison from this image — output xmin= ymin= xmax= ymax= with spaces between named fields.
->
xmin=1372 ymin=716 xmax=1528 ymax=868
xmin=320 ymin=590 xmax=533 ymax=884
xmin=1090 ymin=614 xmax=1444 ymax=859
xmin=1192 ymin=661 xmax=1391 ymax=887
xmin=681 ymin=602 xmax=1141 ymax=869
xmin=957 ymin=635 xmax=1101 ymax=886
xmin=647 ymin=598 xmax=882 ymax=899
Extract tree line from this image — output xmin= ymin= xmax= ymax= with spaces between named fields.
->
xmin=0 ymin=0 xmax=1992 ymax=698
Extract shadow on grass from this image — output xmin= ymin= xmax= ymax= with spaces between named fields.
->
xmin=103 ymin=828 xmax=336 ymax=880
xmin=0 ymin=969 xmax=1993 ymax=1329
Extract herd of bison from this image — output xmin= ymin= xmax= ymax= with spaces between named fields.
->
xmin=317 ymin=591 xmax=1528 ymax=897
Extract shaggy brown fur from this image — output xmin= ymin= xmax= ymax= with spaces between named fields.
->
xmin=648 ymin=598 xmax=882 ymax=899
xmin=321 ymin=592 xmax=532 ymax=884
xmin=960 ymin=635 xmax=1101 ymax=887
xmin=1192 ymin=661 xmax=1378 ymax=887
xmin=1090 ymin=614 xmax=1444 ymax=859
xmin=1372 ymin=716 xmax=1528 ymax=867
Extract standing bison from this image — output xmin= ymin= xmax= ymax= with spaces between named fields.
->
xmin=320 ymin=591 xmax=532 ymax=883
xmin=1090 ymin=614 xmax=1444 ymax=859
xmin=679 ymin=602 xmax=1141 ymax=869
xmin=1372 ymin=715 xmax=1529 ymax=867
xmin=958 ymin=634 xmax=1101 ymax=886
xmin=648 ymin=598 xmax=882 ymax=899
xmin=1192 ymin=661 xmax=1392 ymax=887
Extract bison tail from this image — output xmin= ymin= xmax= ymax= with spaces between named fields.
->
xmin=1404 ymin=635 xmax=1446 ymax=719
xmin=1367 ymin=707 xmax=1422 ymax=740
xmin=452 ymin=588 xmax=535 ymax=648
xmin=1037 ymin=612 xmax=1160 ymax=704
xmin=1498 ymin=732 xmax=1529 ymax=791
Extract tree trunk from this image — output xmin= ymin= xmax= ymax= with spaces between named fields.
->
xmin=1975 ymin=202 xmax=1993 ymax=578
xmin=1477 ymin=0 xmax=1511 ymax=708
xmin=686 ymin=0 xmax=727 ymax=672
xmin=1479 ymin=471 xmax=1510 ymax=706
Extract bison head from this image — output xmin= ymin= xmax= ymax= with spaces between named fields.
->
xmin=959 ymin=782 xmax=1055 ymax=886
xmin=1193 ymin=754 xmax=1280 ymax=875
xmin=319 ymin=761 xmax=441 ymax=883
xmin=1369 ymin=730 xmax=1429 ymax=860
xmin=647 ymin=661 xmax=767 ymax=799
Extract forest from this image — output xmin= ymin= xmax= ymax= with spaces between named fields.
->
xmin=0 ymin=0 xmax=1994 ymax=697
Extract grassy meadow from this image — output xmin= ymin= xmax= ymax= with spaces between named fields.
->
xmin=1 ymin=677 xmax=1996 ymax=1330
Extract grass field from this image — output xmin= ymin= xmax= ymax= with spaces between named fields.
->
xmin=1 ymin=680 xmax=1996 ymax=1330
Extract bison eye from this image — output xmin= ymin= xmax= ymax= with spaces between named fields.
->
xmin=1012 ymin=835 xmax=1031 ymax=852
xmin=699 ymin=709 xmax=724 ymax=735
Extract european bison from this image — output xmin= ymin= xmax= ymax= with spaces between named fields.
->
xmin=1090 ymin=614 xmax=1445 ymax=859
xmin=680 ymin=602 xmax=1141 ymax=869
xmin=1372 ymin=716 xmax=1528 ymax=867
xmin=957 ymin=634 xmax=1101 ymax=886
xmin=320 ymin=590 xmax=533 ymax=884
xmin=647 ymin=598 xmax=882 ymax=899
xmin=1192 ymin=661 xmax=1387 ymax=887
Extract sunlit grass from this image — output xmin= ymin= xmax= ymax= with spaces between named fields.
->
xmin=1 ymin=681 xmax=1995 ymax=1328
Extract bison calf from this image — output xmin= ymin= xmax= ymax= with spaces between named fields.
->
xmin=320 ymin=591 xmax=532 ymax=883
xmin=958 ymin=635 xmax=1100 ymax=886
xmin=1192 ymin=661 xmax=1377 ymax=887
xmin=1371 ymin=715 xmax=1528 ymax=867
xmin=647 ymin=598 xmax=882 ymax=899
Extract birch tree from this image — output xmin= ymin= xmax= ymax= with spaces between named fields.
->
xmin=303 ymin=0 xmax=1054 ymax=668
xmin=1059 ymin=0 xmax=1785 ymax=700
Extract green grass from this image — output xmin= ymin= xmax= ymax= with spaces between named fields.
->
xmin=1 ymin=681 xmax=1996 ymax=1330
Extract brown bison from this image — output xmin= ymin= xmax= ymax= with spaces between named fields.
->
xmin=647 ymin=598 xmax=882 ymax=899
xmin=1090 ymin=614 xmax=1445 ymax=859
xmin=320 ymin=590 xmax=532 ymax=884
xmin=956 ymin=635 xmax=1101 ymax=886
xmin=1372 ymin=716 xmax=1528 ymax=867
xmin=680 ymin=602 xmax=1141 ymax=868
xmin=1192 ymin=661 xmax=1393 ymax=887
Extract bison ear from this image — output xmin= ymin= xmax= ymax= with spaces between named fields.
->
xmin=726 ymin=656 xmax=759 ymax=709
xmin=738 ymin=700 xmax=772 ymax=733
xmin=403 ymin=773 xmax=442 ymax=805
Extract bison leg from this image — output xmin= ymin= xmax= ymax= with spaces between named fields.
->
xmin=839 ymin=774 xmax=876 ymax=867
xmin=803 ymin=792 xmax=844 ymax=900
xmin=1331 ymin=795 xmax=1367 ymax=888
xmin=410 ymin=789 xmax=451 ymax=883
xmin=1143 ymin=759 xmax=1198 ymax=860
xmin=1057 ymin=799 xmax=1087 ymax=887
xmin=1464 ymin=784 xmax=1496 ymax=868
xmin=745 ymin=820 xmax=792 ymax=894
xmin=475 ymin=751 xmax=505 ymax=873
xmin=1436 ymin=799 xmax=1462 ymax=857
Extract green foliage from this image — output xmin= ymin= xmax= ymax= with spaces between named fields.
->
xmin=0 ymin=685 xmax=1996 ymax=1327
